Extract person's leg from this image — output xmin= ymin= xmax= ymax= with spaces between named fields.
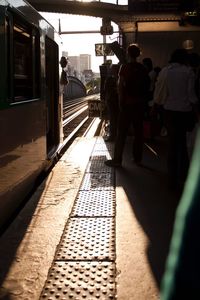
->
xmin=165 ymin=110 xmax=179 ymax=188
xmin=105 ymin=108 xmax=130 ymax=166
xmin=132 ymin=106 xmax=144 ymax=163
xmin=132 ymin=121 xmax=144 ymax=163
xmin=111 ymin=100 xmax=119 ymax=140
xmin=177 ymin=112 xmax=190 ymax=186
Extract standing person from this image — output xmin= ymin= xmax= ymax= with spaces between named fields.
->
xmin=142 ymin=58 xmax=162 ymax=138
xmin=187 ymin=52 xmax=200 ymax=155
xmin=105 ymin=44 xmax=150 ymax=167
xmin=104 ymin=64 xmax=120 ymax=141
xmin=59 ymin=56 xmax=69 ymax=94
xmin=142 ymin=57 xmax=157 ymax=104
xmin=188 ymin=52 xmax=200 ymax=99
xmin=152 ymin=48 xmax=199 ymax=190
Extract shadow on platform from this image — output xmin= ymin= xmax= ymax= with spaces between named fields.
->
xmin=115 ymin=136 xmax=182 ymax=288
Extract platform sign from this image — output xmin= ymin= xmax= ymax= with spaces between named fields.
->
xmin=95 ymin=43 xmax=114 ymax=57
xmin=88 ymin=100 xmax=105 ymax=118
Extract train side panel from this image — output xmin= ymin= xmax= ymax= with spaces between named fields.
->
xmin=0 ymin=101 xmax=46 ymax=226
xmin=0 ymin=1 xmax=62 ymax=230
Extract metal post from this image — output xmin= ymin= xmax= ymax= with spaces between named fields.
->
xmin=134 ymin=22 xmax=138 ymax=43
xmin=103 ymin=34 xmax=107 ymax=63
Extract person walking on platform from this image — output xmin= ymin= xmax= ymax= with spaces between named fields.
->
xmin=152 ymin=48 xmax=199 ymax=190
xmin=105 ymin=44 xmax=150 ymax=167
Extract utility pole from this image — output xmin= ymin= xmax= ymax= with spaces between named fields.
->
xmin=103 ymin=35 xmax=107 ymax=63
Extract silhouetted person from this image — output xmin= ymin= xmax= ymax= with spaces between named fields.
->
xmin=104 ymin=64 xmax=120 ymax=141
xmin=143 ymin=58 xmax=162 ymax=138
xmin=153 ymin=48 xmax=199 ymax=190
xmin=105 ymin=44 xmax=150 ymax=167
xmin=142 ymin=57 xmax=157 ymax=103
xmin=60 ymin=56 xmax=69 ymax=87
xmin=188 ymin=52 xmax=200 ymax=107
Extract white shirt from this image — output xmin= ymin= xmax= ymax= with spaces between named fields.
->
xmin=154 ymin=63 xmax=198 ymax=111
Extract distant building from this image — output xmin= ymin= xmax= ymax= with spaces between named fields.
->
xmin=80 ymin=54 xmax=91 ymax=72
xmin=68 ymin=56 xmax=80 ymax=75
xmin=68 ymin=54 xmax=91 ymax=75
xmin=62 ymin=51 xmax=68 ymax=58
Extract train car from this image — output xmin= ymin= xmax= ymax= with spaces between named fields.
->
xmin=0 ymin=0 xmax=63 ymax=230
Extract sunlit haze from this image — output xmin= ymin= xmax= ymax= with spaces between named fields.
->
xmin=40 ymin=13 xmax=120 ymax=73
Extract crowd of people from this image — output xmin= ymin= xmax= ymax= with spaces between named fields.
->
xmin=61 ymin=44 xmax=200 ymax=298
xmin=104 ymin=44 xmax=150 ymax=167
xmin=103 ymin=43 xmax=200 ymax=299
xmin=103 ymin=43 xmax=200 ymax=190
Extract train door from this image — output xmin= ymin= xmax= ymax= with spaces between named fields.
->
xmin=45 ymin=36 xmax=60 ymax=154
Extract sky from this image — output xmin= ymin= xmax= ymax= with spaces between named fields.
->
xmin=40 ymin=12 xmax=120 ymax=72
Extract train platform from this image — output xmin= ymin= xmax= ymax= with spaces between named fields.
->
xmin=0 ymin=128 xmax=182 ymax=300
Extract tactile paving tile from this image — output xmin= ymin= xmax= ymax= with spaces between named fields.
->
xmin=79 ymin=173 xmax=114 ymax=191
xmin=90 ymin=151 xmax=113 ymax=160
xmin=92 ymin=144 xmax=114 ymax=153
xmin=70 ymin=190 xmax=115 ymax=217
xmin=40 ymin=261 xmax=116 ymax=300
xmin=92 ymin=141 xmax=114 ymax=152
xmin=55 ymin=218 xmax=115 ymax=261
xmin=86 ymin=156 xmax=113 ymax=173
xmin=94 ymin=137 xmax=107 ymax=144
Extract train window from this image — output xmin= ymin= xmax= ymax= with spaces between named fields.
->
xmin=8 ymin=14 xmax=40 ymax=103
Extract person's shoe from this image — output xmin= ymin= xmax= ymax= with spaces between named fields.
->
xmin=104 ymin=159 xmax=122 ymax=167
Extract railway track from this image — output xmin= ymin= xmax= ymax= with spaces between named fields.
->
xmin=62 ymin=94 xmax=102 ymax=147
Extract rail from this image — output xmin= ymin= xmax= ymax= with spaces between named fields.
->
xmin=62 ymin=94 xmax=101 ymax=147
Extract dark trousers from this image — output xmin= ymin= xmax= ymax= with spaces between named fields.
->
xmin=107 ymin=97 xmax=119 ymax=139
xmin=113 ymin=104 xmax=144 ymax=163
xmin=164 ymin=110 xmax=190 ymax=186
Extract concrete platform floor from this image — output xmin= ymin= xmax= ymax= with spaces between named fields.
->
xmin=0 ymin=134 xmax=181 ymax=300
